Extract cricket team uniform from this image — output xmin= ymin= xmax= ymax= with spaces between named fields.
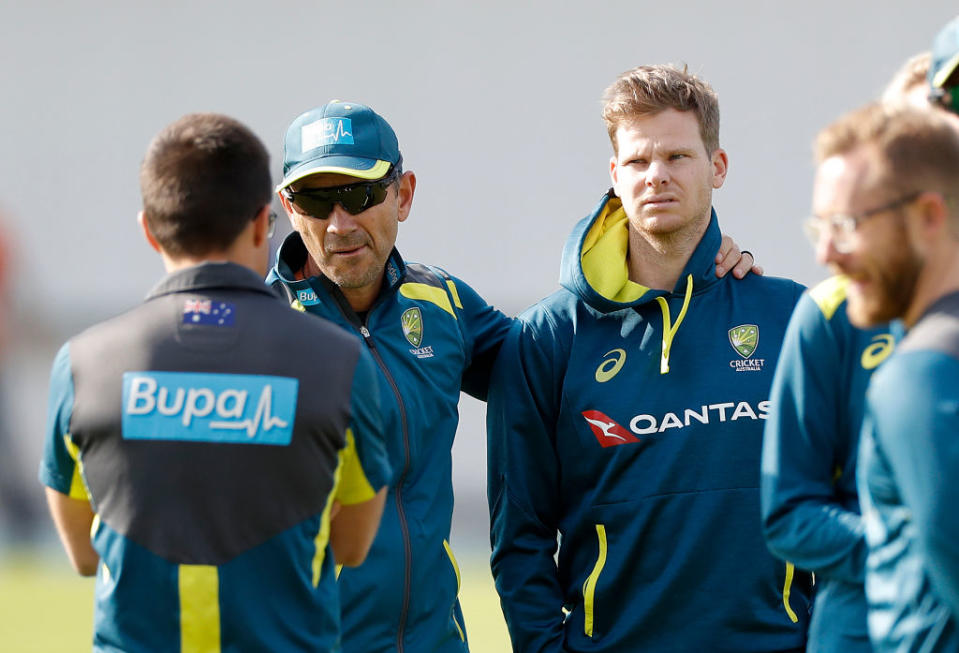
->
xmin=487 ymin=192 xmax=811 ymax=652
xmin=268 ymin=232 xmax=512 ymax=653
xmin=761 ymin=276 xmax=898 ymax=653
xmin=859 ymin=291 xmax=959 ymax=652
xmin=39 ymin=262 xmax=391 ymax=652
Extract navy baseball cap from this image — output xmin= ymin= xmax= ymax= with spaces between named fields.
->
xmin=930 ymin=15 xmax=959 ymax=90
xmin=277 ymin=100 xmax=401 ymax=190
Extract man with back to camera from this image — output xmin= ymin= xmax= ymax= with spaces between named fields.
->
xmin=486 ymin=64 xmax=810 ymax=652
xmin=267 ymin=99 xmax=758 ymax=652
xmin=808 ymin=100 xmax=959 ymax=652
xmin=40 ymin=113 xmax=391 ymax=652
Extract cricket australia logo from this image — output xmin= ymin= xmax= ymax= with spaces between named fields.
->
xmin=402 ymin=307 xmax=423 ymax=346
xmin=402 ymin=307 xmax=434 ymax=359
xmin=728 ymin=324 xmax=765 ymax=372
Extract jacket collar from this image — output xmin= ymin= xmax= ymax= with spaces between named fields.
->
xmin=560 ymin=189 xmax=724 ymax=313
xmin=146 ymin=262 xmax=274 ymax=301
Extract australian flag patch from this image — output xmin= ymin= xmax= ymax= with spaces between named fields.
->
xmin=183 ymin=299 xmax=235 ymax=326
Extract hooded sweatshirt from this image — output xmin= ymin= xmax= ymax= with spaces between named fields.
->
xmin=488 ymin=192 xmax=809 ymax=653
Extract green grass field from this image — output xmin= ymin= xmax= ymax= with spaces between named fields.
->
xmin=0 ymin=551 xmax=511 ymax=652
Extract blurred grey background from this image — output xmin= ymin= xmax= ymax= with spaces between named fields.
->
xmin=0 ymin=0 xmax=954 ymax=555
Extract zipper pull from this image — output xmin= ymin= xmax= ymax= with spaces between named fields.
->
xmin=360 ymin=325 xmax=372 ymax=339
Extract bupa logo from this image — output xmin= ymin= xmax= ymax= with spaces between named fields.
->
xmin=122 ymin=371 xmax=298 ymax=445
xmin=582 ymin=410 xmax=639 ymax=448
xmin=301 ymin=117 xmax=354 ymax=152
xmin=297 ymin=288 xmax=320 ymax=306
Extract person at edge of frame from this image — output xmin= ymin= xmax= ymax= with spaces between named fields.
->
xmin=810 ymin=99 xmax=959 ymax=652
xmin=267 ymin=98 xmax=759 ymax=653
xmin=40 ymin=113 xmax=391 ymax=652
xmin=487 ymin=63 xmax=810 ymax=653
xmin=759 ymin=49 xmax=937 ymax=653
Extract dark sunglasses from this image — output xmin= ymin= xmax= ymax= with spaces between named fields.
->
xmin=281 ymin=168 xmax=400 ymax=219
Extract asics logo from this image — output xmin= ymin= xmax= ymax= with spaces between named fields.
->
xmin=122 ymin=371 xmax=298 ymax=445
xmin=595 ymin=349 xmax=627 ymax=383
xmin=861 ymin=333 xmax=895 ymax=370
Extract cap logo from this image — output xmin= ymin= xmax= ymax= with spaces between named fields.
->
xmin=301 ymin=117 xmax=354 ymax=152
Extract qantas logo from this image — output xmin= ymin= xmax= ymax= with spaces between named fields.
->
xmin=581 ymin=410 xmax=639 ymax=448
xmin=583 ymin=400 xmax=769 ymax=447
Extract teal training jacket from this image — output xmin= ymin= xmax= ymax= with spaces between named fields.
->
xmin=859 ymin=291 xmax=959 ymax=652
xmin=39 ymin=263 xmax=391 ymax=652
xmin=488 ymin=192 xmax=811 ymax=652
xmin=268 ymin=233 xmax=512 ymax=653
xmin=761 ymin=276 xmax=898 ymax=653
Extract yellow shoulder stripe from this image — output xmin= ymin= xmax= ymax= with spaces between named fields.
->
xmin=809 ymin=276 xmax=849 ymax=321
xmin=399 ymin=283 xmax=456 ymax=317
xmin=445 ymin=280 xmax=463 ymax=309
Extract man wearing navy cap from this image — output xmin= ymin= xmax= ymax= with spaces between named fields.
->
xmin=268 ymin=101 xmax=512 ymax=653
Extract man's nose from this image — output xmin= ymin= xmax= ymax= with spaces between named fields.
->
xmin=326 ymin=203 xmax=359 ymax=232
xmin=646 ymin=160 xmax=668 ymax=186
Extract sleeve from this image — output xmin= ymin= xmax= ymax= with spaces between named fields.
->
xmin=444 ymin=273 xmax=512 ymax=401
xmin=38 ymin=342 xmax=88 ymax=499
xmin=336 ymin=346 xmax=391 ymax=505
xmin=760 ymin=293 xmax=867 ymax=582
xmin=869 ymin=352 xmax=959 ymax=617
xmin=487 ymin=314 xmax=567 ymax=653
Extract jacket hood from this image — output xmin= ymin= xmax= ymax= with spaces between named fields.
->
xmin=559 ymin=190 xmax=724 ymax=313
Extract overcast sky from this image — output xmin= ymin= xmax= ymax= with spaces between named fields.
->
xmin=2 ymin=1 xmax=956 ymax=543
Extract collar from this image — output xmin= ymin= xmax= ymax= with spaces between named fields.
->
xmin=562 ymin=190 xmax=724 ymax=312
xmin=145 ymin=262 xmax=274 ymax=301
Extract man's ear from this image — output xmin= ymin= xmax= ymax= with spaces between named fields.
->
xmin=396 ymin=171 xmax=417 ymax=223
xmin=711 ymin=148 xmax=729 ymax=189
xmin=251 ymin=205 xmax=270 ymax=247
xmin=138 ymin=211 xmax=162 ymax=253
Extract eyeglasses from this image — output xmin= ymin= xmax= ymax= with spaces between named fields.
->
xmin=280 ymin=168 xmax=400 ymax=219
xmin=803 ymin=191 xmax=921 ymax=254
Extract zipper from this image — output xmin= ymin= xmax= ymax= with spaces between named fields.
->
xmin=314 ymin=274 xmax=415 ymax=651
xmin=357 ymin=323 xmax=413 ymax=653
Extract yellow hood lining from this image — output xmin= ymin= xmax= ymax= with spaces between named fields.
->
xmin=580 ymin=198 xmax=650 ymax=303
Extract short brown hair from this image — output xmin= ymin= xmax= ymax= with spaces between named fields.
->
xmin=140 ymin=113 xmax=272 ymax=258
xmin=602 ymin=64 xmax=720 ymax=154
xmin=815 ymin=102 xmax=959 ymax=201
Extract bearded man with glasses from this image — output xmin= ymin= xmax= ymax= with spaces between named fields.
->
xmin=817 ymin=101 xmax=959 ymax=652
xmin=761 ymin=38 xmax=959 ymax=652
